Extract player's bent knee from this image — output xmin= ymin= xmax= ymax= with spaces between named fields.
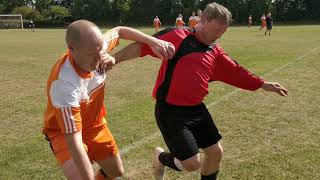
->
xmin=182 ymin=160 xmax=201 ymax=172
xmin=204 ymin=143 xmax=224 ymax=160
xmin=113 ymin=166 xmax=124 ymax=177
xmin=102 ymin=165 xmax=124 ymax=178
xmin=61 ymin=160 xmax=82 ymax=180
xmin=181 ymin=155 xmax=201 ymax=172
xmin=213 ymin=143 xmax=224 ymax=158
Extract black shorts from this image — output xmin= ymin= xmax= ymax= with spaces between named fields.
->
xmin=267 ymin=24 xmax=272 ymax=30
xmin=155 ymin=101 xmax=222 ymax=161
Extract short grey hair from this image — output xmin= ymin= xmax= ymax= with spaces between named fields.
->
xmin=65 ymin=20 xmax=98 ymax=48
xmin=202 ymin=2 xmax=232 ymax=25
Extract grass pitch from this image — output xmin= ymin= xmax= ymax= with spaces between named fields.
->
xmin=0 ymin=25 xmax=319 ymax=179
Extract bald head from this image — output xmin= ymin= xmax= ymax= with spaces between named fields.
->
xmin=65 ymin=20 xmax=102 ymax=49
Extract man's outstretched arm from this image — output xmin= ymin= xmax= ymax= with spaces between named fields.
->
xmin=112 ymin=26 xmax=175 ymax=60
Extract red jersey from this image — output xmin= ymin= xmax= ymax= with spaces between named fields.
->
xmin=140 ymin=28 xmax=264 ymax=106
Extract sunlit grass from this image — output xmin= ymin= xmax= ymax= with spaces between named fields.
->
xmin=0 ymin=25 xmax=319 ymax=179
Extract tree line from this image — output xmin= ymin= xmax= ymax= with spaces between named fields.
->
xmin=0 ymin=0 xmax=319 ymax=26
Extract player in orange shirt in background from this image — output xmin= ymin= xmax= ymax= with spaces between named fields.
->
xmin=153 ymin=16 xmax=162 ymax=32
xmin=43 ymin=20 xmax=175 ymax=180
xmin=196 ymin=9 xmax=203 ymax=25
xmin=188 ymin=12 xmax=197 ymax=28
xmin=260 ymin=14 xmax=266 ymax=31
xmin=175 ymin=14 xmax=185 ymax=27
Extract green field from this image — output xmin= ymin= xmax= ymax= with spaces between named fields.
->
xmin=0 ymin=25 xmax=319 ymax=179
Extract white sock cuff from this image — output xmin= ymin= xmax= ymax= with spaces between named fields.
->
xmin=174 ymin=158 xmax=185 ymax=171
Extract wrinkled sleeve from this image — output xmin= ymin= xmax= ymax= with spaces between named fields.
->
xmin=50 ymin=80 xmax=82 ymax=134
xmin=213 ymin=50 xmax=264 ymax=91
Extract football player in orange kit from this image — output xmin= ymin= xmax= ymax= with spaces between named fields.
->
xmin=188 ymin=12 xmax=198 ymax=28
xmin=154 ymin=16 xmax=162 ymax=32
xmin=175 ymin=14 xmax=185 ymax=27
xmin=43 ymin=20 xmax=175 ymax=180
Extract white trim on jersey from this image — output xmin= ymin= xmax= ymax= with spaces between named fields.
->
xmin=67 ymin=107 xmax=76 ymax=133
xmin=103 ymin=30 xmax=119 ymax=50
xmin=61 ymin=107 xmax=69 ymax=133
xmin=50 ymin=58 xmax=106 ymax=109
xmin=61 ymin=107 xmax=76 ymax=133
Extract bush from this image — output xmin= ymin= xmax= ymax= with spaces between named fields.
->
xmin=32 ymin=20 xmax=69 ymax=28
xmin=48 ymin=6 xmax=70 ymax=21
xmin=12 ymin=5 xmax=41 ymax=20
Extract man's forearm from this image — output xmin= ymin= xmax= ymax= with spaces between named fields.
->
xmin=115 ymin=26 xmax=156 ymax=46
xmin=65 ymin=131 xmax=94 ymax=180
xmin=113 ymin=42 xmax=141 ymax=64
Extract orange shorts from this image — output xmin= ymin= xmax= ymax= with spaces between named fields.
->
xmin=45 ymin=120 xmax=119 ymax=166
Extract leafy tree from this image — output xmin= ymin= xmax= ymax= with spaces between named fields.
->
xmin=48 ymin=5 xmax=69 ymax=21
xmin=12 ymin=5 xmax=41 ymax=20
xmin=0 ymin=3 xmax=5 ymax=14
xmin=112 ymin=0 xmax=130 ymax=24
xmin=34 ymin=0 xmax=53 ymax=13
xmin=2 ymin=0 xmax=319 ymax=26
xmin=182 ymin=0 xmax=197 ymax=17
xmin=304 ymin=0 xmax=320 ymax=20
xmin=1 ymin=0 xmax=26 ymax=13
xmin=158 ymin=0 xmax=173 ymax=25
xmin=70 ymin=0 xmax=85 ymax=19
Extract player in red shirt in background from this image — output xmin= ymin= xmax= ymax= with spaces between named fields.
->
xmin=112 ymin=3 xmax=288 ymax=180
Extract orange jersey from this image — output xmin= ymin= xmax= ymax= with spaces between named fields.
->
xmin=43 ymin=30 xmax=119 ymax=135
xmin=188 ymin=16 xmax=197 ymax=28
xmin=175 ymin=17 xmax=185 ymax=27
xmin=153 ymin=18 xmax=161 ymax=27
xmin=261 ymin=17 xmax=266 ymax=27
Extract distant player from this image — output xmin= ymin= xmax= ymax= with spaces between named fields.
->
xmin=260 ymin=14 xmax=266 ymax=31
xmin=248 ymin=15 xmax=253 ymax=28
xmin=196 ymin=9 xmax=202 ymax=25
xmin=153 ymin=16 xmax=162 ymax=33
xmin=188 ymin=12 xmax=197 ymax=28
xmin=175 ymin=14 xmax=185 ymax=27
xmin=265 ymin=12 xmax=273 ymax=36
xmin=29 ymin=19 xmax=35 ymax=32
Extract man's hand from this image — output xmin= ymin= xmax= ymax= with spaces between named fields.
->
xmin=261 ymin=82 xmax=288 ymax=96
xmin=99 ymin=50 xmax=116 ymax=72
xmin=149 ymin=37 xmax=175 ymax=60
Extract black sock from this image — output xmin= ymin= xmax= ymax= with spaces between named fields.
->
xmin=158 ymin=152 xmax=181 ymax=171
xmin=100 ymin=169 xmax=108 ymax=177
xmin=201 ymin=171 xmax=219 ymax=180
